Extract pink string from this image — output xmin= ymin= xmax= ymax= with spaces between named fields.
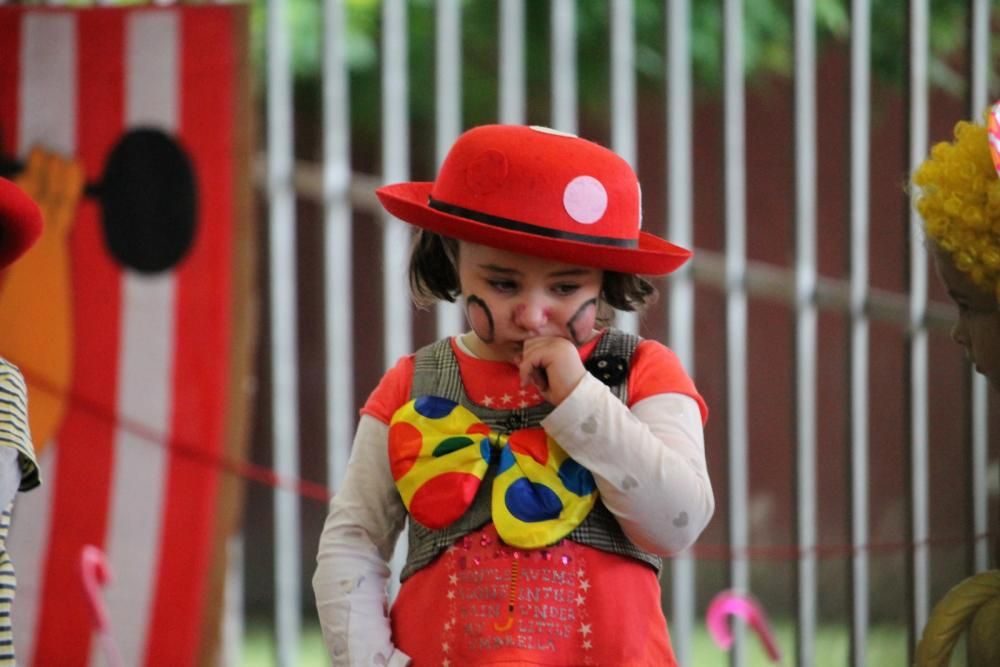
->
xmin=706 ymin=590 xmax=782 ymax=664
xmin=80 ymin=545 xmax=124 ymax=667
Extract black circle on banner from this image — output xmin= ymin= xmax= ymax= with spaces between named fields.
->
xmin=99 ymin=128 xmax=197 ymax=273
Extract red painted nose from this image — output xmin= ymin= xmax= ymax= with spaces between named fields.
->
xmin=513 ymin=302 xmax=549 ymax=331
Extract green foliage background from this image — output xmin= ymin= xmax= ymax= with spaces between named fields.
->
xmin=250 ymin=0 xmax=990 ymax=146
xmin=244 ymin=0 xmax=1000 ymax=177
xmin=33 ymin=0 xmax=995 ymax=131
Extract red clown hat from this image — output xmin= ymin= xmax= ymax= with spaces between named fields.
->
xmin=376 ymin=125 xmax=691 ymax=275
xmin=0 ymin=177 xmax=42 ymax=271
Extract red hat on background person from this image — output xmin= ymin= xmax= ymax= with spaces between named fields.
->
xmin=0 ymin=177 xmax=42 ymax=271
xmin=375 ymin=124 xmax=691 ymax=276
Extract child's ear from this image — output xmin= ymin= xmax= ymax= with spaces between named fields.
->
xmin=595 ymin=299 xmax=615 ymax=327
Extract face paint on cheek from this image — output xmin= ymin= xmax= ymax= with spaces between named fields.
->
xmin=465 ymin=294 xmax=495 ymax=343
xmin=567 ymin=298 xmax=598 ymax=346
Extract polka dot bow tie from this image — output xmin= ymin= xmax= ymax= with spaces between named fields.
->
xmin=388 ymin=396 xmax=598 ymax=549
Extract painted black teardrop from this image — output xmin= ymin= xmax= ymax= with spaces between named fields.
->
xmin=98 ymin=128 xmax=197 ymax=273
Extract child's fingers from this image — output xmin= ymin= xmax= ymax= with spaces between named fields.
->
xmin=517 ymin=344 xmax=552 ymax=393
xmin=517 ymin=356 xmax=533 ymax=388
xmin=520 ymin=336 xmax=587 ymax=405
xmin=517 ymin=348 xmax=542 ymax=389
xmin=530 ymin=367 xmax=549 ymax=392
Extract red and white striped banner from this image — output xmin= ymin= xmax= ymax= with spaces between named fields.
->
xmin=0 ymin=7 xmax=251 ymax=666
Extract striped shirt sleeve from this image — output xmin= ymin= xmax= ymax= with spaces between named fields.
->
xmin=0 ymin=359 xmax=40 ymax=491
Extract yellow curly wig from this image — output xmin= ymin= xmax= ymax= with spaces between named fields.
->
xmin=912 ymin=118 xmax=1000 ymax=303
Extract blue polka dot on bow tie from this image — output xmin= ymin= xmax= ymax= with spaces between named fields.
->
xmin=504 ymin=478 xmax=563 ymax=523
xmin=558 ymin=459 xmax=597 ymax=496
xmin=413 ymin=395 xmax=458 ymax=419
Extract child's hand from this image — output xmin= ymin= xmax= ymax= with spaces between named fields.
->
xmin=516 ymin=336 xmax=586 ymax=405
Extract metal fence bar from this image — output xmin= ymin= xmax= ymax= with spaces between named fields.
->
xmin=265 ymin=0 xmax=301 ymax=663
xmin=609 ymin=0 xmax=638 ymax=335
xmin=666 ymin=1 xmax=697 ymax=664
xmin=907 ymin=0 xmax=931 ymax=648
xmin=848 ymin=1 xmax=871 ymax=664
xmin=968 ymin=0 xmax=992 ymax=575
xmin=971 ymin=375 xmax=990 ymax=568
xmin=499 ymin=0 xmax=525 ymax=125
xmin=689 ymin=252 xmax=957 ymax=327
xmin=609 ymin=0 xmax=635 ymax=168
xmin=435 ymin=0 xmax=464 ymax=338
xmin=793 ymin=0 xmax=818 ymax=664
xmin=221 ymin=534 xmax=244 ymax=666
xmin=323 ymin=0 xmax=352 ymax=492
xmin=969 ymin=0 xmax=990 ymax=139
xmin=382 ymin=0 xmax=412 ymax=597
xmin=381 ymin=0 xmax=412 ymax=369
xmin=550 ymin=0 xmax=576 ymax=134
xmin=264 ymin=158 xmax=964 ymax=332
xmin=969 ymin=4 xmax=990 ymax=136
xmin=723 ymin=0 xmax=750 ymax=663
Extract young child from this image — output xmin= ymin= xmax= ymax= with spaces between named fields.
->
xmin=911 ymin=110 xmax=1000 ymax=667
xmin=313 ymin=125 xmax=714 ymax=666
xmin=0 ymin=177 xmax=43 ymax=666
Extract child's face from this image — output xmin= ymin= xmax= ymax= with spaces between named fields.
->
xmin=456 ymin=242 xmax=603 ymax=362
xmin=931 ymin=242 xmax=1000 ymax=390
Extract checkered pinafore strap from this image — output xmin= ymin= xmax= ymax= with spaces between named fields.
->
xmin=400 ymin=330 xmax=661 ymax=580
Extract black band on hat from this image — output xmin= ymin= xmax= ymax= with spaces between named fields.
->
xmin=428 ymin=196 xmax=638 ymax=248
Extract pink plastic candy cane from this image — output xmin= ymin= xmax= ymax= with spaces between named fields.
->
xmin=80 ymin=545 xmax=124 ymax=667
xmin=706 ymin=590 xmax=782 ymax=664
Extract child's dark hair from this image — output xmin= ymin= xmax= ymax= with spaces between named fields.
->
xmin=408 ymin=230 xmax=658 ymax=315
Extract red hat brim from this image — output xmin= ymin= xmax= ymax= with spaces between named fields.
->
xmin=376 ymin=181 xmax=691 ymax=276
xmin=0 ymin=178 xmax=43 ymax=270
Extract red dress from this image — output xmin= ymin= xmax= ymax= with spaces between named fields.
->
xmin=391 ymin=524 xmax=677 ymax=667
